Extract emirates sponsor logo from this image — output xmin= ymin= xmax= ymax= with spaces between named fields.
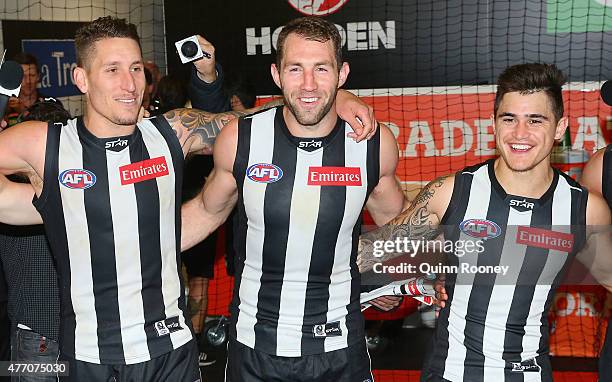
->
xmin=287 ymin=0 xmax=349 ymax=16
xmin=120 ymin=156 xmax=169 ymax=185
xmin=308 ymin=166 xmax=362 ymax=186
xmin=516 ymin=226 xmax=574 ymax=253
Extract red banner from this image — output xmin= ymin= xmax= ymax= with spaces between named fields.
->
xmin=260 ymin=87 xmax=611 ymax=183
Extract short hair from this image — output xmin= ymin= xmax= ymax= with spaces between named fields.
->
xmin=494 ymin=63 xmax=567 ymax=122
xmin=75 ymin=16 xmax=141 ymax=69
xmin=19 ymin=97 xmax=71 ymax=124
xmin=13 ymin=52 xmax=39 ymax=71
xmin=275 ymin=17 xmax=342 ymax=70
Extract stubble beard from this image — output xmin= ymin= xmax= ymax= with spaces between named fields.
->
xmin=284 ymin=88 xmax=337 ymax=127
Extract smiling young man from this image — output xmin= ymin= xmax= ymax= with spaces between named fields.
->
xmin=0 ymin=16 xmax=377 ymax=381
xmin=358 ymin=63 xmax=610 ymax=382
xmin=181 ymin=17 xmax=405 ymax=382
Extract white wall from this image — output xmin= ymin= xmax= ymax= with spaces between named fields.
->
xmin=0 ymin=0 xmax=166 ymax=116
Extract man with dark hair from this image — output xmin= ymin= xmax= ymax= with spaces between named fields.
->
xmin=358 ymin=63 xmax=611 ymax=382
xmin=186 ymin=28 xmax=379 ymax=369
xmin=9 ymin=53 xmax=40 ymax=115
xmin=0 ymin=15 xmax=376 ymax=382
xmin=182 ymin=16 xmax=405 ymax=381
xmin=5 ymin=53 xmax=63 ymax=127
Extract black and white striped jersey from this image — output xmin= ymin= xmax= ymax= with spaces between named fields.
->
xmin=33 ymin=117 xmax=192 ymax=365
xmin=425 ymin=160 xmax=587 ymax=382
xmin=230 ymin=107 xmax=380 ymax=357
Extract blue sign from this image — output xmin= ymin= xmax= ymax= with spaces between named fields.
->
xmin=22 ymin=39 xmax=79 ymax=98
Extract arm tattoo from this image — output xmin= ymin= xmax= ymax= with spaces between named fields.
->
xmin=164 ymin=100 xmax=286 ymax=155
xmin=164 ymin=108 xmax=248 ymax=154
xmin=357 ymin=175 xmax=450 ymax=273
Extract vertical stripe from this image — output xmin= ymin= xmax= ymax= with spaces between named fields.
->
xmin=58 ymin=123 xmax=100 ymax=363
xmin=277 ymin=149 xmax=322 ymax=354
xmin=150 ymin=116 xmax=190 ymax=341
xmin=462 ymin=167 xmax=512 ymax=382
xmin=230 ymin=117 xmax=252 ymax=341
xmin=139 ymin=121 xmax=190 ymax=350
xmin=106 ymin=147 xmax=150 ymax=361
xmin=520 ymin=178 xmax=572 ymax=361
xmin=81 ymin=125 xmax=124 ymax=364
xmin=482 ymin=208 xmax=532 ymax=381
xmin=335 ymin=122 xmax=368 ymax=351
xmin=502 ymin=199 xmax=553 ymax=382
xmin=253 ymin=110 xmax=298 ymax=353
xmin=300 ymin=122 xmax=347 ymax=354
xmin=127 ymin=128 xmax=171 ymax=356
xmin=443 ymin=165 xmax=491 ymax=381
xmin=235 ymin=110 xmax=276 ymax=348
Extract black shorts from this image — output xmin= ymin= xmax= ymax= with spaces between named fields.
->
xmin=225 ymin=338 xmax=374 ymax=382
xmin=181 ymin=231 xmax=217 ymax=279
xmin=59 ymin=340 xmax=200 ymax=382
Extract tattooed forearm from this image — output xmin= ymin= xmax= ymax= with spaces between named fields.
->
xmin=164 ymin=108 xmax=248 ymax=155
xmin=357 ymin=175 xmax=449 ymax=273
xmin=357 ymin=221 xmax=440 ymax=273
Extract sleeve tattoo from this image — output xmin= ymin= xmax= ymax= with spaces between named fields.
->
xmin=164 ymin=108 xmax=247 ymax=154
xmin=164 ymin=99 xmax=285 ymax=155
xmin=357 ymin=175 xmax=449 ymax=273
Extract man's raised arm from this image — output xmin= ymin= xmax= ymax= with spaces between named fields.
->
xmin=163 ymin=108 xmax=251 ymax=157
xmin=180 ymin=118 xmax=240 ymax=251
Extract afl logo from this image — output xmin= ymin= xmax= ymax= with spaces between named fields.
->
xmin=247 ymin=163 xmax=283 ymax=183
xmin=460 ymin=219 xmax=501 ymax=239
xmin=288 ymin=0 xmax=349 ymax=16
xmin=59 ymin=169 xmax=96 ymax=190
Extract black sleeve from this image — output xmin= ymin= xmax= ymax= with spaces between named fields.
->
xmin=188 ymin=63 xmax=232 ymax=113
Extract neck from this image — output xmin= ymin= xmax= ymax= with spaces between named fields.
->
xmin=282 ymin=104 xmax=338 ymax=138
xmin=493 ymin=158 xmax=554 ymax=198
xmin=83 ymin=111 xmax=136 ymax=139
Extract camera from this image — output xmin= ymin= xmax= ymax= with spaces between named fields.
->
xmin=175 ymin=36 xmax=205 ymax=64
